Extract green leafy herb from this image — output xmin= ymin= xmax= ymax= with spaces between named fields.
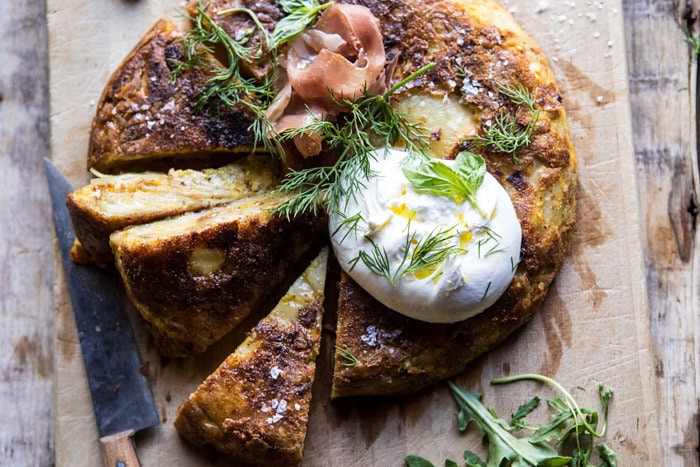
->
xmin=403 ymin=151 xmax=487 ymax=217
xmin=465 ymin=79 xmax=540 ymax=161
xmin=479 ymin=281 xmax=491 ymax=302
xmin=492 ymin=374 xmax=615 ymax=466
xmin=468 ymin=111 xmax=539 ymax=159
xmin=405 ymin=455 xmax=435 ymax=467
xmin=270 ymin=0 xmax=334 ymax=49
xmin=596 ymin=444 xmax=617 ymax=467
xmin=407 ymin=376 xmax=617 ymax=467
xmin=686 ymin=28 xmax=700 ymax=57
xmin=173 ymin=2 xmax=275 ymax=113
xmin=463 ymin=450 xmax=486 ymax=467
xmin=510 ymin=396 xmax=541 ymax=430
xmin=331 ymin=211 xmax=364 ymax=244
xmin=448 ymin=382 xmax=572 ymax=467
xmin=510 ymin=257 xmax=520 ymax=272
xmin=273 ymin=63 xmax=435 ymax=219
xmin=444 ymin=459 xmax=459 ymax=467
xmin=497 ymin=82 xmax=537 ymax=112
xmin=349 ymin=224 xmax=463 ymax=284
xmin=335 ymin=345 xmax=361 ymax=367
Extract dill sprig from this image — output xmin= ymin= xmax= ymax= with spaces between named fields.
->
xmin=335 ymin=345 xmax=361 ymax=367
xmin=497 ymin=82 xmax=537 ymax=111
xmin=172 ymin=2 xmax=276 ymax=113
xmin=465 ymin=80 xmax=540 ymax=161
xmin=272 ymin=63 xmax=435 ymax=219
xmin=349 ymin=223 xmax=463 ymax=284
xmin=468 ymin=110 xmax=540 ymax=158
xmin=331 ymin=211 xmax=364 ymax=244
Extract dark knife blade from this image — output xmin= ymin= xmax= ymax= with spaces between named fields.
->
xmin=45 ymin=159 xmax=159 ymax=447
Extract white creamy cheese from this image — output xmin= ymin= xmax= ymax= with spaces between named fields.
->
xmin=329 ymin=148 xmax=522 ymax=323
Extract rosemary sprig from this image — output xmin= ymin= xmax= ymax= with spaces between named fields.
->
xmin=335 ymin=345 xmax=361 ymax=367
xmin=272 ymin=63 xmax=435 ymax=219
xmin=349 ymin=223 xmax=463 ymax=284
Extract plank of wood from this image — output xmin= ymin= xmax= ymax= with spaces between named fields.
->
xmin=0 ymin=1 xmax=54 ymax=466
xmin=623 ymin=0 xmax=700 ymax=464
xmin=48 ymin=0 xmax=662 ymax=465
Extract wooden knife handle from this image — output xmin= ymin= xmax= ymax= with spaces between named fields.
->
xmin=99 ymin=430 xmax=141 ymax=467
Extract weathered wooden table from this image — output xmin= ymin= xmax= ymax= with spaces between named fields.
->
xmin=0 ymin=0 xmax=697 ymax=465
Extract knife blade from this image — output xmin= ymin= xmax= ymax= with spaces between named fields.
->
xmin=45 ymin=158 xmax=159 ymax=467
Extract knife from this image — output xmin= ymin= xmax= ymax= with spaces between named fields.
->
xmin=45 ymin=158 xmax=160 ymax=467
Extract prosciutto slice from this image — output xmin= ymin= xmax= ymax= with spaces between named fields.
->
xmin=266 ymin=3 xmax=387 ymax=158
xmin=286 ymin=4 xmax=385 ymax=106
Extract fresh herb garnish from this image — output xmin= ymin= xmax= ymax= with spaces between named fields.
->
xmin=349 ymin=223 xmax=463 ymax=284
xmin=406 ymin=376 xmax=617 ymax=467
xmin=468 ymin=111 xmax=539 ymax=159
xmin=270 ymin=0 xmax=334 ymax=49
xmin=465 ymin=80 xmax=540 ymax=162
xmin=171 ymin=0 xmax=332 ymax=156
xmin=335 ymin=345 xmax=361 ymax=367
xmin=172 ymin=2 xmax=275 ymax=113
xmin=403 ymin=151 xmax=487 ymax=217
xmin=331 ymin=211 xmax=364 ymax=243
xmin=510 ymin=396 xmax=541 ymax=430
xmin=497 ymin=82 xmax=537 ymax=112
xmin=686 ymin=28 xmax=700 ymax=57
xmin=272 ymin=63 xmax=435 ymax=219
xmin=480 ymin=281 xmax=491 ymax=301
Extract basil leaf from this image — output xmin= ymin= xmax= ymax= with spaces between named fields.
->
xmin=454 ymin=151 xmax=486 ymax=196
xmin=444 ymin=459 xmax=459 ymax=467
xmin=402 ymin=151 xmax=487 ymax=216
xmin=270 ymin=0 xmax=332 ymax=49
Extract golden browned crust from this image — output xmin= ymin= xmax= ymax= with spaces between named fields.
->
xmin=88 ymin=19 xmax=255 ymax=173
xmin=68 ymin=239 xmax=97 ymax=266
xmin=175 ymin=284 xmax=325 ymax=465
xmin=67 ymin=157 xmax=281 ymax=266
xmin=112 ymin=202 xmax=325 ymax=357
xmin=332 ymin=0 xmax=577 ymax=397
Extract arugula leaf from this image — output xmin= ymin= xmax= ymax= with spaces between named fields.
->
xmin=402 ymin=151 xmax=487 ymax=217
xmin=270 ymin=0 xmax=333 ymax=49
xmin=511 ymin=396 xmax=541 ymax=430
xmin=571 ymin=444 xmax=593 ymax=467
xmin=448 ymin=382 xmax=572 ymax=467
xmin=596 ymin=444 xmax=617 ymax=467
xmin=405 ymin=455 xmax=435 ymax=467
xmin=530 ymin=399 xmax=574 ymax=444
xmin=464 ymin=450 xmax=486 ymax=467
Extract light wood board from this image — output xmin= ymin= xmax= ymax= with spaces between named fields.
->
xmin=0 ymin=1 xmax=54 ymax=465
xmin=49 ymin=0 xmax=662 ymax=465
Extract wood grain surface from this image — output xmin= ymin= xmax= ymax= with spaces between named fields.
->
xmin=47 ymin=0 xmax=661 ymax=465
xmin=624 ymin=0 xmax=700 ymax=464
xmin=0 ymin=1 xmax=54 ymax=466
xmin=2 ymin=0 xmax=698 ymax=465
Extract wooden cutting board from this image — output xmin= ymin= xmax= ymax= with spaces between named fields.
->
xmin=49 ymin=1 xmax=662 ymax=465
